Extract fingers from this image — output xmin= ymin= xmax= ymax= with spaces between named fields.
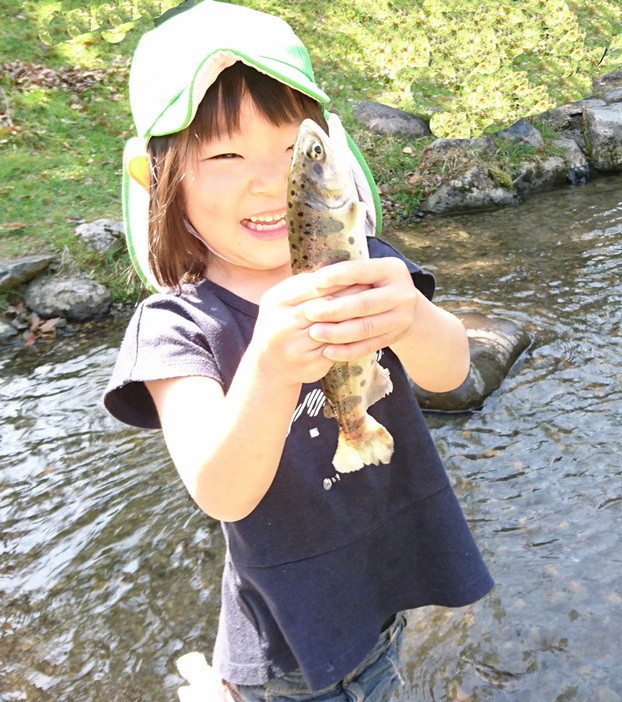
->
xmin=311 ymin=257 xmax=405 ymax=291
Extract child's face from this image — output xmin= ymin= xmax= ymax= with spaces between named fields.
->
xmin=182 ymin=94 xmax=302 ymax=281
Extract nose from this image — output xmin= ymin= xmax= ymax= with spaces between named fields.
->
xmin=248 ymin=154 xmax=290 ymax=197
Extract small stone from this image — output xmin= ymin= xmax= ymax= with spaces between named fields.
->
xmin=604 ymin=87 xmax=622 ymax=104
xmin=493 ymin=119 xmax=544 ymax=148
xmin=352 ymin=101 xmax=431 ymax=138
xmin=75 ymin=219 xmax=125 ymax=254
xmin=427 ymin=135 xmax=497 ymax=155
xmin=0 ymin=319 xmax=19 ymax=343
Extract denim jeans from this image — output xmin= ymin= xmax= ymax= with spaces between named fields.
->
xmin=223 ymin=613 xmax=406 ymax=702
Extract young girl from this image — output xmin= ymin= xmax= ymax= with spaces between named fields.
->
xmin=104 ymin=2 xmax=494 ymax=700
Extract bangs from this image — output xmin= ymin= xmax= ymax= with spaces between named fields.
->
xmin=187 ymin=62 xmax=328 ymax=154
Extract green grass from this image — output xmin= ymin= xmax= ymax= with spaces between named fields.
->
xmin=0 ymin=0 xmax=577 ymax=304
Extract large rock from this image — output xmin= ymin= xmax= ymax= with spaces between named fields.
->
xmin=513 ymin=155 xmax=569 ymax=194
xmin=411 ymin=313 xmax=531 ymax=412
xmin=419 ymin=166 xmax=519 ymax=215
xmin=352 ymin=102 xmax=431 ymax=138
xmin=25 ymin=276 xmax=111 ymax=321
xmin=75 ymin=219 xmax=125 ymax=254
xmin=493 ymin=119 xmax=544 ymax=147
xmin=0 ymin=255 xmax=55 ymax=292
xmin=584 ymin=104 xmax=622 ymax=171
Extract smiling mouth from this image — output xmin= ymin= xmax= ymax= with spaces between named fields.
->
xmin=242 ymin=211 xmax=287 ymax=232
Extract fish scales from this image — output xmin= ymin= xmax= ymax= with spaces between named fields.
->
xmin=287 ymin=118 xmax=394 ymax=473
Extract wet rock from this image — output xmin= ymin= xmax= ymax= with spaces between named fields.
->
xmin=553 ymin=137 xmax=590 ymax=184
xmin=584 ymin=104 xmax=622 ymax=171
xmin=411 ymin=313 xmax=531 ymax=412
xmin=514 ymin=155 xmax=569 ymax=194
xmin=419 ymin=166 xmax=519 ymax=215
xmin=0 ymin=319 xmax=19 ymax=343
xmin=75 ymin=219 xmax=125 ymax=254
xmin=493 ymin=119 xmax=544 ymax=148
xmin=25 ymin=276 xmax=111 ymax=321
xmin=0 ymin=255 xmax=55 ymax=292
xmin=352 ymin=101 xmax=431 ymax=138
xmin=427 ymin=135 xmax=497 ymax=155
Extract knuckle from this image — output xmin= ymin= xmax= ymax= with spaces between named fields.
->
xmin=361 ymin=316 xmax=375 ymax=339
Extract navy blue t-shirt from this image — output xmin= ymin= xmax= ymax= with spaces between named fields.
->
xmin=104 ymin=237 xmax=494 ymax=691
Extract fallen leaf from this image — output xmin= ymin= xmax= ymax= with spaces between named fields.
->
xmin=402 ymin=146 xmax=413 ymax=154
xmin=39 ymin=318 xmax=60 ymax=333
xmin=7 ymin=222 xmax=27 ymax=229
xmin=29 ymin=312 xmax=41 ymax=331
xmin=408 ymin=173 xmax=420 ymax=184
xmin=25 ymin=332 xmax=36 ymax=346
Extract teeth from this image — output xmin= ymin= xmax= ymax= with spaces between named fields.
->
xmin=248 ymin=212 xmax=285 ymax=224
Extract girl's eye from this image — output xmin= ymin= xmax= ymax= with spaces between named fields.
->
xmin=210 ymin=153 xmax=241 ymax=160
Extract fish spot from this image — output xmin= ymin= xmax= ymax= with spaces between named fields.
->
xmin=313 ymin=163 xmax=323 ymax=175
xmin=329 ymin=250 xmax=352 ymax=263
xmin=348 ymin=236 xmax=355 ymax=244
xmin=290 ymin=220 xmax=294 ymax=226
xmin=288 ymin=202 xmax=292 ymax=208
xmin=336 ymin=395 xmax=363 ymax=414
xmin=360 ymin=379 xmax=367 ymax=386
xmin=298 ymin=212 xmax=304 ymax=217
xmin=292 ymin=179 xmax=297 ymax=184
xmin=323 ymin=220 xmax=344 ymax=234
xmin=291 ymin=190 xmax=296 ymax=196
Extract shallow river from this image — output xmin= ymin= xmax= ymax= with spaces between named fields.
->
xmin=1 ymin=174 xmax=622 ymax=701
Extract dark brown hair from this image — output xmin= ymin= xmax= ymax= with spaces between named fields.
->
xmin=146 ymin=62 xmax=328 ymax=289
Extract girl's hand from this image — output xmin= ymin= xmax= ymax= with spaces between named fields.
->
xmin=249 ymin=272 xmax=338 ymax=387
xmin=302 ymin=258 xmax=418 ymax=362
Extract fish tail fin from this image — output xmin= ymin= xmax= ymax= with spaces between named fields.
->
xmin=333 ymin=416 xmax=394 ymax=473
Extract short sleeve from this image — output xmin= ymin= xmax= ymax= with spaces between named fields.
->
xmin=367 ymin=236 xmax=435 ymax=301
xmin=103 ymin=296 xmax=222 ymax=429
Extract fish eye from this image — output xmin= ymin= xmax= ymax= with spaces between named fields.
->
xmin=307 ymin=141 xmax=323 ymax=160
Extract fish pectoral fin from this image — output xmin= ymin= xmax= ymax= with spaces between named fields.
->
xmin=333 ymin=416 xmax=394 ymax=473
xmin=363 ymin=362 xmax=393 ymax=410
xmin=345 ymin=201 xmax=368 ymax=237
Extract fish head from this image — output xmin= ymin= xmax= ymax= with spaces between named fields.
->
xmin=289 ymin=119 xmax=358 ymax=210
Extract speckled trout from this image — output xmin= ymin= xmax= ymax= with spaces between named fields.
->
xmin=287 ymin=117 xmax=394 ymax=473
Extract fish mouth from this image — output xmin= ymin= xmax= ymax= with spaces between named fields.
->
xmin=241 ymin=210 xmax=287 ymax=232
